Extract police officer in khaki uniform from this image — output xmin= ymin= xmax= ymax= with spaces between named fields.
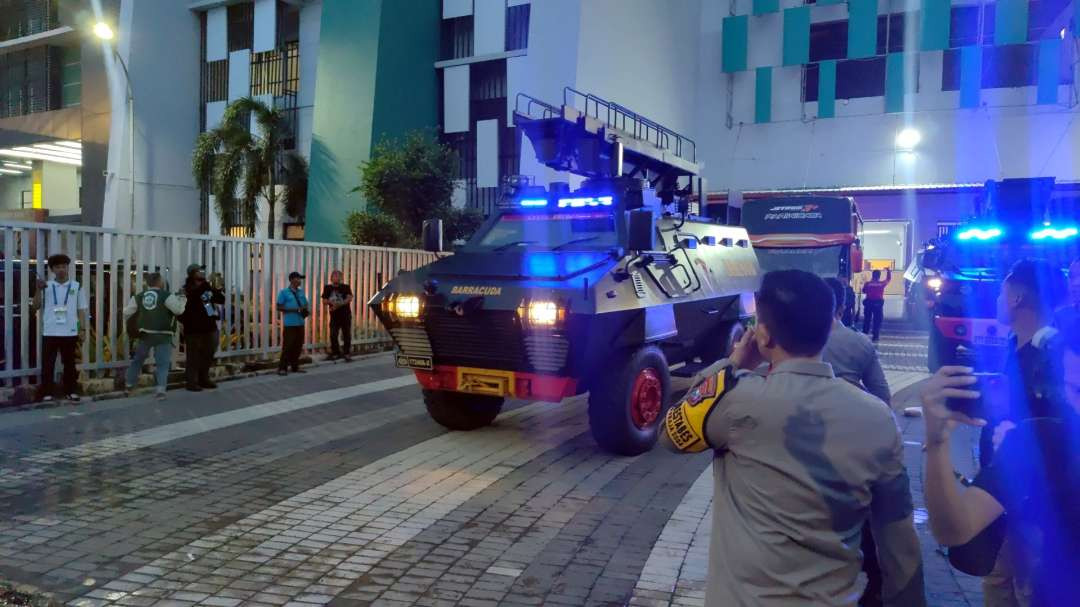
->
xmin=661 ymin=270 xmax=925 ymax=607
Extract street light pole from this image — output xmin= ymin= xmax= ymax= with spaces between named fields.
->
xmin=112 ymin=51 xmax=135 ymax=231
xmin=93 ymin=22 xmax=135 ymax=230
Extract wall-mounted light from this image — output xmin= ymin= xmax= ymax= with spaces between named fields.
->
xmin=895 ymin=128 xmax=922 ymax=151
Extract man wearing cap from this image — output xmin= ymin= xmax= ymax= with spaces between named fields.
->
xmin=179 ymin=263 xmax=225 ymax=391
xmin=276 ymin=271 xmax=310 ymax=375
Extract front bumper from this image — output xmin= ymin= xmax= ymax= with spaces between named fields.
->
xmin=933 ymin=316 xmax=1009 ymax=347
xmin=413 ymin=365 xmax=578 ymax=403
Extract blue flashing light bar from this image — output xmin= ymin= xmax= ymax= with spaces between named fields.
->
xmin=520 ymin=198 xmax=548 ymax=207
xmin=1030 ymin=226 xmax=1079 ymax=241
xmin=956 ymin=226 xmax=1003 ymax=241
xmin=556 ymin=196 xmax=613 ymax=208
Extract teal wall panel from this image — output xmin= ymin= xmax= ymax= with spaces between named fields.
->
xmin=755 ymin=67 xmax=772 ymax=124
xmin=305 ymin=0 xmax=439 ymax=243
xmin=818 ymin=60 xmax=836 ymax=118
xmin=994 ymin=0 xmax=1028 ymax=46
xmin=753 ymin=0 xmax=779 ymax=15
xmin=1037 ymin=39 xmax=1062 ymax=105
xmin=847 ymin=0 xmax=878 ymax=59
xmin=920 ymin=0 xmax=951 ymax=51
xmin=782 ymin=7 xmax=810 ymax=66
xmin=306 ymin=0 xmax=382 ymax=243
xmin=959 ymin=45 xmax=982 ymax=109
xmin=371 ymin=0 xmax=440 ymax=145
xmin=722 ymin=15 xmax=748 ymax=73
xmin=885 ymin=53 xmax=904 ymax=113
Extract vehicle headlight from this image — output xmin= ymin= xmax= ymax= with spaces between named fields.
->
xmin=926 ymin=277 xmax=943 ymax=291
xmin=523 ymin=300 xmax=563 ymax=327
xmin=394 ymin=295 xmax=422 ymax=319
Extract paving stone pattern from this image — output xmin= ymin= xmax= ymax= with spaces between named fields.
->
xmin=0 ymin=334 xmax=984 ymax=607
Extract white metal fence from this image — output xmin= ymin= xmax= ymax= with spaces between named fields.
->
xmin=0 ymin=221 xmax=437 ymax=385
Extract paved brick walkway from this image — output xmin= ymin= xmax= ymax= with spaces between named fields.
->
xmin=0 ymin=333 xmax=984 ymax=606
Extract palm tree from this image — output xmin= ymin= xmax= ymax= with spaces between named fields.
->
xmin=192 ymin=97 xmax=308 ymax=238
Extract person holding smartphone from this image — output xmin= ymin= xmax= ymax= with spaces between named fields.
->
xmin=276 ymin=271 xmax=310 ymax=375
xmin=919 ymin=348 xmax=1078 ymax=606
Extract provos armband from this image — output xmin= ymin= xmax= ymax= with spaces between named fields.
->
xmin=664 ymin=367 xmax=735 ymax=452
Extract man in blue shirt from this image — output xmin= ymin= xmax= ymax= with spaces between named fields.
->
xmin=276 ymin=271 xmax=310 ymax=375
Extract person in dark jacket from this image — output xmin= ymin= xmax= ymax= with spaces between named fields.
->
xmin=179 ymin=264 xmax=224 ymax=391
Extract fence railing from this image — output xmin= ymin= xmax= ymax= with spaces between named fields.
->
xmin=0 ymin=221 xmax=437 ymax=385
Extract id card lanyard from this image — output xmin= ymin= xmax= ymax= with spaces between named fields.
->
xmin=51 ymin=282 xmax=75 ymax=329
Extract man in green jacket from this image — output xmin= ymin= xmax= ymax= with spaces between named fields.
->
xmin=124 ymin=272 xmax=186 ymax=400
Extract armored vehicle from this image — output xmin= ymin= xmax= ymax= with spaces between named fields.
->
xmin=370 ymin=88 xmax=761 ymax=455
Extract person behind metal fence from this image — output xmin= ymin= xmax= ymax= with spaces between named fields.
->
xmin=660 ymin=269 xmax=925 ymax=607
xmin=862 ymin=267 xmax=891 ymax=342
xmin=277 ymin=271 xmax=309 ymax=375
xmin=919 ymin=331 xmax=1079 ymax=607
xmin=123 ymin=272 xmax=186 ymax=400
xmin=179 ymin=263 xmax=224 ymax=392
xmin=321 ymin=269 xmax=354 ymax=362
xmin=31 ymin=253 xmax=89 ymax=402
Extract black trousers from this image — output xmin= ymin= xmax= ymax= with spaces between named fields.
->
xmin=329 ymin=315 xmax=351 ymax=356
xmin=859 ymin=522 xmax=883 ymax=606
xmin=185 ymin=332 xmax=216 ymax=387
xmin=41 ymin=335 xmax=78 ymax=396
xmin=862 ymin=300 xmax=884 ymax=341
xmin=280 ymin=326 xmax=304 ymax=371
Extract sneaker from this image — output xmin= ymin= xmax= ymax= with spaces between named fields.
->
xmin=42 ymin=395 xmax=54 ymax=402
xmin=186 ymin=384 xmax=203 ymax=392
xmin=277 ymin=369 xmax=288 ymax=376
xmin=67 ymin=394 xmax=81 ymax=402
xmin=199 ymin=381 xmax=218 ymax=389
xmin=291 ymin=368 xmax=307 ymax=374
xmin=155 ymin=392 xmax=167 ymax=401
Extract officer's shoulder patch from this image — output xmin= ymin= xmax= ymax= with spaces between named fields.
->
xmin=665 ymin=366 xmax=739 ymax=453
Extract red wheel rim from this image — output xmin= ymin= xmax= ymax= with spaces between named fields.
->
xmin=630 ymin=368 xmax=663 ymax=430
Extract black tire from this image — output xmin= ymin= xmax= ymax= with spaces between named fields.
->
xmin=587 ymin=345 xmax=671 ymax=456
xmin=423 ymin=390 xmax=503 ymax=431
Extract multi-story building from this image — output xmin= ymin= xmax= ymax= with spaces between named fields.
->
xmin=191 ymin=0 xmax=439 ymax=241
xmin=0 ymin=0 xmax=202 ymax=231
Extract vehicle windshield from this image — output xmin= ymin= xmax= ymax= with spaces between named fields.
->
xmin=753 ymin=245 xmax=844 ymax=277
xmin=475 ymin=211 xmax=618 ymax=250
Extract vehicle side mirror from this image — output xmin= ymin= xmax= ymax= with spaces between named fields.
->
xmin=627 ymin=210 xmax=655 ymax=251
xmin=422 ymin=219 xmax=443 ymax=252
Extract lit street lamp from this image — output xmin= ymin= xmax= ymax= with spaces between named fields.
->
xmin=93 ymin=21 xmax=136 ymax=230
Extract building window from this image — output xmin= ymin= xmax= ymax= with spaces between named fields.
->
xmin=0 ymin=46 xmax=61 ymax=118
xmin=949 ymin=1 xmax=1065 ymax=48
xmin=0 ymin=0 xmax=59 ymax=43
xmin=250 ymin=40 xmax=299 ymax=97
xmin=440 ymin=16 xmax=473 ymax=60
xmin=277 ymin=1 xmax=300 ymax=46
xmin=941 ymin=43 xmax=1074 ymax=91
xmin=803 ymin=15 xmax=905 ymax=103
xmin=804 ymin=57 xmax=887 ymax=102
xmin=60 ymin=45 xmax=79 ymax=108
xmin=202 ymin=60 xmax=229 ymax=103
xmin=506 ymin=4 xmax=530 ymax=51
xmin=227 ymin=2 xmax=254 ymax=52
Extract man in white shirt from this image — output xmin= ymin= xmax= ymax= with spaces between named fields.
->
xmin=32 ymin=253 xmax=89 ymax=401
